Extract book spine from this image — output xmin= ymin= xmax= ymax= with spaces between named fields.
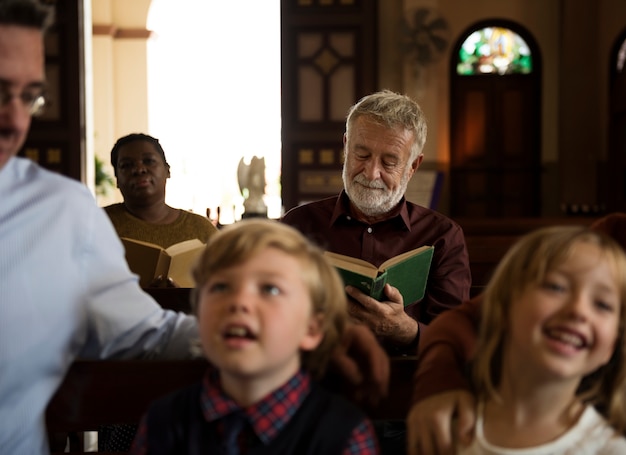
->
xmin=371 ymin=273 xmax=387 ymax=300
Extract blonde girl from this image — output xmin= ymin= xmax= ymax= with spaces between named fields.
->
xmin=462 ymin=226 xmax=626 ymax=454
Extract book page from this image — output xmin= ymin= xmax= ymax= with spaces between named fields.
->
xmin=324 ymin=251 xmax=379 ymax=278
xmin=167 ymin=248 xmax=204 ymax=287
xmin=121 ymin=237 xmax=162 ymax=250
xmin=164 ymin=238 xmax=205 ymax=255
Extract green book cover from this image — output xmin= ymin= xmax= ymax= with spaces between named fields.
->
xmin=324 ymin=245 xmax=434 ymax=305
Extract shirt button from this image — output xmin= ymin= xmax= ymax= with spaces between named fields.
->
xmin=367 ymin=227 xmax=373 ymax=234
xmin=346 ymin=216 xmax=352 ymax=221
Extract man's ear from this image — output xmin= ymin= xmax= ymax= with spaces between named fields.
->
xmin=299 ymin=314 xmax=324 ymax=351
xmin=408 ymin=153 xmax=423 ymax=178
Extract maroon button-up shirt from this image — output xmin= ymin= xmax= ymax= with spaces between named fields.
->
xmin=281 ymin=192 xmax=471 ymax=343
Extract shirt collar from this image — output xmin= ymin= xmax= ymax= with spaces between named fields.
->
xmin=331 ymin=190 xmax=412 ymax=230
xmin=200 ymin=368 xmax=312 ymax=445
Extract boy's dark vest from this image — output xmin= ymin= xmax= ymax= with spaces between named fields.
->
xmin=145 ymin=381 xmax=367 ymax=454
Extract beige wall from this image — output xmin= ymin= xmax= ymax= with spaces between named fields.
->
xmin=90 ymin=0 xmax=152 ymax=206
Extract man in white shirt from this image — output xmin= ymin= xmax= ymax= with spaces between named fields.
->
xmin=0 ymin=2 xmax=388 ymax=453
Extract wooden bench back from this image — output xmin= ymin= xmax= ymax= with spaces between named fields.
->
xmin=46 ymin=357 xmax=417 ymax=452
xmin=458 ymin=217 xmax=596 ymax=287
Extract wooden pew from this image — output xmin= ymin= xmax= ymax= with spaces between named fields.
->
xmin=144 ymin=287 xmax=192 ymax=313
xmin=46 ymin=359 xmax=208 ymax=434
xmin=457 ymin=217 xmax=597 ymax=287
xmin=46 ymin=356 xmax=417 ymax=453
xmin=141 ymin=216 xmax=599 ymax=297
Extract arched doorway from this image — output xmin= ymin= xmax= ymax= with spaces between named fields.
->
xmin=449 ymin=20 xmax=542 ymax=218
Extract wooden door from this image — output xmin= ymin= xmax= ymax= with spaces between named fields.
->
xmin=450 ymin=74 xmax=541 ymax=217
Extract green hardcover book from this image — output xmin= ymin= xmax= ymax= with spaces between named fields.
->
xmin=324 ymin=245 xmax=434 ymax=306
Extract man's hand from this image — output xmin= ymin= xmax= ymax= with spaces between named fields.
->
xmin=346 ymin=283 xmax=418 ymax=347
xmin=328 ymin=323 xmax=390 ymax=407
xmin=148 ymin=275 xmax=178 ymax=288
xmin=407 ymin=390 xmax=476 ymax=455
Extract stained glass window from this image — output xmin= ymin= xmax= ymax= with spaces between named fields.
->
xmin=457 ymin=27 xmax=532 ymax=75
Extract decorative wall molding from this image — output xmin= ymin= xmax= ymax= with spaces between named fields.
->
xmin=92 ymin=24 xmax=152 ymax=39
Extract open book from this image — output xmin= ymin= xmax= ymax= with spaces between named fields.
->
xmin=121 ymin=237 xmax=205 ymax=288
xmin=324 ymin=245 xmax=434 ymax=305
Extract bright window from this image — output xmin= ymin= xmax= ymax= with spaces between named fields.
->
xmin=147 ymin=0 xmax=281 ymax=223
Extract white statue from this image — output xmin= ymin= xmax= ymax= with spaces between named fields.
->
xmin=237 ymin=156 xmax=267 ymax=216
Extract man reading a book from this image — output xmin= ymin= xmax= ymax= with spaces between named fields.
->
xmin=282 ymin=90 xmax=471 ymax=354
xmin=282 ymin=90 xmax=470 ymax=454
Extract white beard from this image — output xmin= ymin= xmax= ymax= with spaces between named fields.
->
xmin=342 ymin=165 xmax=410 ymax=217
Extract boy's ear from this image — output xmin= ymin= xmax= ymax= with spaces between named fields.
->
xmin=299 ymin=314 xmax=324 ymax=351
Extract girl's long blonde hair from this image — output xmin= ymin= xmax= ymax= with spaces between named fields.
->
xmin=473 ymin=226 xmax=626 ymax=433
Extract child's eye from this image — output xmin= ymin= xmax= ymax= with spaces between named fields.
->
xmin=261 ymin=284 xmax=280 ymax=296
xmin=207 ymin=282 xmax=228 ymax=293
xmin=143 ymin=158 xmax=157 ymax=166
xmin=595 ymin=299 xmax=616 ymax=313
xmin=541 ymin=280 xmax=566 ymax=293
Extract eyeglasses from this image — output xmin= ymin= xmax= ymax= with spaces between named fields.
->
xmin=0 ymin=84 xmax=47 ymax=117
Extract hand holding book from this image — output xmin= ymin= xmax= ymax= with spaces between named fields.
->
xmin=121 ymin=237 xmax=205 ymax=288
xmin=324 ymin=245 xmax=434 ymax=306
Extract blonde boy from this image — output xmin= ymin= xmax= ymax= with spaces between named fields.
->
xmin=131 ymin=219 xmax=379 ymax=454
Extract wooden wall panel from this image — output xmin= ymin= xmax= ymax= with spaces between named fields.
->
xmin=19 ymin=0 xmax=85 ymax=182
xmin=280 ymin=0 xmax=378 ymax=211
